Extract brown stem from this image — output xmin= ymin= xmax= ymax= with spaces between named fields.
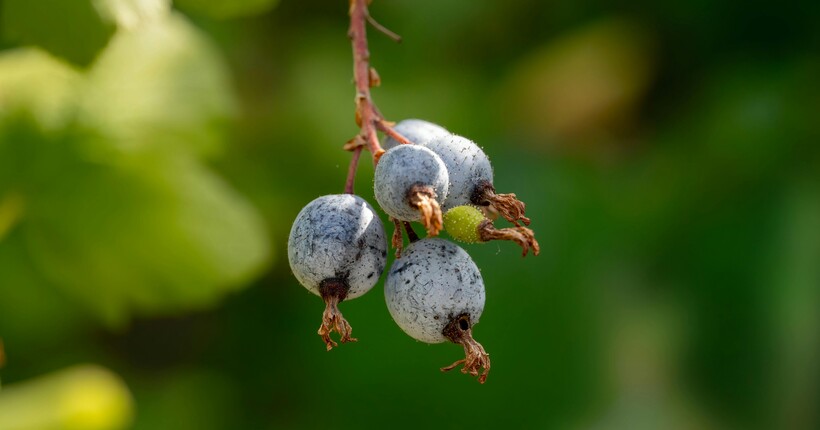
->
xmin=349 ymin=0 xmax=384 ymax=163
xmin=477 ymin=219 xmax=540 ymax=257
xmin=0 ymin=337 xmax=5 ymax=368
xmin=402 ymin=221 xmax=419 ymax=243
xmin=390 ymin=217 xmax=404 ymax=258
xmin=407 ymin=184 xmax=443 ymax=237
xmin=472 ymin=181 xmax=530 ymax=226
xmin=344 ymin=146 xmax=363 ymax=194
xmin=441 ymin=314 xmax=491 ymax=384
xmin=344 ymin=0 xmax=412 ymax=189
xmin=317 ymin=279 xmax=357 ymax=351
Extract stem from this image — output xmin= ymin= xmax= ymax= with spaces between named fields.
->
xmin=344 ymin=146 xmax=363 ymax=194
xmin=349 ymin=0 xmax=384 ymax=163
xmin=402 ymin=221 xmax=419 ymax=243
xmin=390 ymin=217 xmax=404 ymax=258
xmin=344 ymin=0 xmax=411 ymax=188
xmin=366 ymin=13 xmax=402 ymax=43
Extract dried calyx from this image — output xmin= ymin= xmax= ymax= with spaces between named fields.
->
xmin=318 ymin=278 xmax=357 ymax=351
xmin=471 ymin=181 xmax=530 ymax=226
xmin=407 ymin=183 xmax=443 ymax=236
xmin=478 ymin=219 xmax=540 ymax=257
xmin=441 ymin=313 xmax=491 ymax=384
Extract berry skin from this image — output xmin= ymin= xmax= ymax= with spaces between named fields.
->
xmin=374 ymin=144 xmax=449 ymax=236
xmin=424 ymin=134 xmax=530 ymax=226
xmin=443 ymin=205 xmax=484 ymax=243
xmin=385 ymin=238 xmax=490 ymax=382
xmin=288 ymin=194 xmax=387 ymax=350
xmin=422 ymin=134 xmax=493 ymax=211
xmin=382 ymin=118 xmax=449 ymax=150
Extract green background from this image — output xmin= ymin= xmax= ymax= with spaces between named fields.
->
xmin=0 ymin=0 xmax=818 ymax=429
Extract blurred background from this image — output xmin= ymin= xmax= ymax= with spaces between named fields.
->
xmin=0 ymin=0 xmax=818 ymax=429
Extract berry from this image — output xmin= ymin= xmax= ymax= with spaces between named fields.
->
xmin=374 ymin=144 xmax=449 ymax=236
xmin=442 ymin=205 xmax=484 ymax=243
xmin=384 ymin=238 xmax=491 ymax=383
xmin=444 ymin=205 xmax=540 ymax=257
xmin=382 ymin=118 xmax=449 ymax=150
xmin=424 ymin=134 xmax=530 ymax=226
xmin=288 ymin=194 xmax=387 ymax=350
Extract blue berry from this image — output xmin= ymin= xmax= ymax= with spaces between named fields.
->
xmin=424 ymin=134 xmax=530 ymax=226
xmin=384 ymin=238 xmax=491 ymax=383
xmin=382 ymin=118 xmax=449 ymax=150
xmin=374 ymin=145 xmax=449 ymax=236
xmin=288 ymin=194 xmax=387 ymax=350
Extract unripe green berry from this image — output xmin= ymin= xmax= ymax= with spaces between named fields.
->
xmin=444 ymin=205 xmax=485 ymax=243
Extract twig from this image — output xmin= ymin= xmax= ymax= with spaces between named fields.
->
xmin=402 ymin=221 xmax=419 ymax=242
xmin=366 ymin=14 xmax=402 ymax=43
xmin=344 ymin=146 xmax=363 ymax=194
xmin=376 ymin=119 xmax=412 ymax=145
xmin=344 ymin=0 xmax=411 ymax=187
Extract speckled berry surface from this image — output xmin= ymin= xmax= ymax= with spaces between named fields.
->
xmin=382 ymin=118 xmax=449 ymax=150
xmin=384 ymin=238 xmax=485 ymax=344
xmin=422 ymin=134 xmax=493 ymax=211
xmin=374 ymin=145 xmax=449 ymax=221
xmin=288 ymin=194 xmax=387 ymax=300
xmin=444 ymin=205 xmax=485 ymax=243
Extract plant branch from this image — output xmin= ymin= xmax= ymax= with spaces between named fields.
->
xmin=344 ymin=0 xmax=410 ymax=186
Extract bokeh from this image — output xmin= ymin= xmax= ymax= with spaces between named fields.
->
xmin=1 ymin=0 xmax=818 ymax=429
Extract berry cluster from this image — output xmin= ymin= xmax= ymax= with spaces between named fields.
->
xmin=287 ymin=119 xmax=539 ymax=384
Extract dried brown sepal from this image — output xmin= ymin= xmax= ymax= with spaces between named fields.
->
xmin=317 ymin=280 xmax=357 ymax=351
xmin=390 ymin=217 xmax=404 ymax=258
xmin=343 ymin=134 xmax=367 ymax=151
xmin=441 ymin=314 xmax=491 ymax=384
xmin=477 ymin=219 xmax=540 ymax=257
xmin=472 ymin=181 xmax=530 ymax=226
xmin=480 ymin=204 xmax=500 ymax=221
xmin=407 ymin=184 xmax=443 ymax=237
xmin=368 ymin=67 xmax=381 ymax=87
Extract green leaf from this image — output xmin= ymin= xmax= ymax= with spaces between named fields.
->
xmin=0 ymin=3 xmax=268 ymax=327
xmin=174 ymin=0 xmax=279 ymax=19
xmin=0 ymin=119 xmax=270 ymax=326
xmin=1 ymin=0 xmax=170 ymax=66
xmin=0 ymin=48 xmax=82 ymax=130
xmin=79 ymin=13 xmax=236 ymax=158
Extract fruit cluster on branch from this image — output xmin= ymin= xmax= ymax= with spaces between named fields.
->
xmin=286 ymin=0 xmax=539 ymax=384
